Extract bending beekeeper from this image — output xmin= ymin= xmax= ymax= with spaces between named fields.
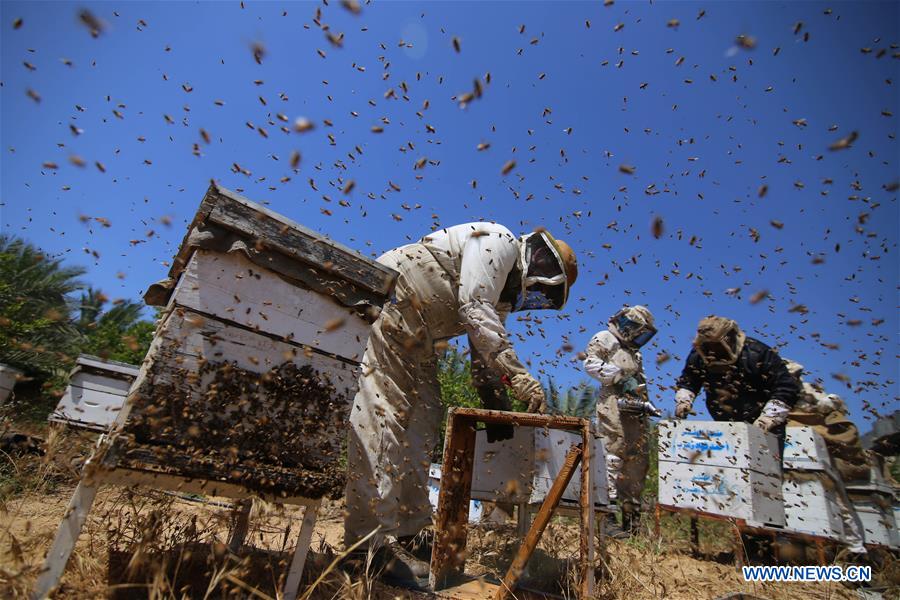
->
xmin=344 ymin=223 xmax=577 ymax=589
xmin=673 ymin=316 xmax=800 ymax=446
xmin=583 ymin=305 xmax=660 ymax=537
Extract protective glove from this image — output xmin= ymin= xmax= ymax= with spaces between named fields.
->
xmin=753 ymin=415 xmax=780 ymax=432
xmin=510 ymin=373 xmax=547 ymax=413
xmin=753 ymin=398 xmax=790 ymax=432
xmin=674 ymin=388 xmax=696 ymax=419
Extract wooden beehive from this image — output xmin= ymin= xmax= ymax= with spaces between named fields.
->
xmin=50 ymin=354 xmax=139 ymax=432
xmin=98 ymin=183 xmax=397 ymax=501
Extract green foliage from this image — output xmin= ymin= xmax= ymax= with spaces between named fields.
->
xmin=544 ymin=375 xmax=598 ymax=417
xmin=77 ymin=290 xmax=155 ymax=364
xmin=436 ymin=345 xmax=481 ymax=412
xmin=642 ymin=420 xmax=659 ymax=504
xmin=0 ymin=235 xmax=85 ymax=377
xmin=0 ymin=235 xmax=156 ymax=420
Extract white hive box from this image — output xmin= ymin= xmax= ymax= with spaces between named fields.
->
xmin=783 ymin=426 xmax=833 ymax=473
xmin=98 ymin=184 xmax=397 ymax=500
xmin=853 ymin=498 xmax=899 ymax=548
xmin=428 ymin=464 xmax=484 ymax=522
xmin=0 ymin=364 xmax=22 ymax=403
xmin=782 ymin=473 xmax=845 ymax=540
xmin=470 ymin=426 xmax=609 ymax=508
xmin=658 ymin=420 xmax=781 ymax=473
xmin=658 ymin=461 xmax=784 ymax=527
xmin=50 ymin=355 xmax=139 ymax=432
xmin=658 ymin=420 xmax=784 ymax=527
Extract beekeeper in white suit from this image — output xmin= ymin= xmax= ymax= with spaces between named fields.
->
xmin=583 ymin=305 xmax=659 ymax=537
xmin=344 ymin=222 xmax=577 ymax=589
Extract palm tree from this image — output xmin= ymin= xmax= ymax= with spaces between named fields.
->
xmin=77 ymin=289 xmax=152 ymax=364
xmin=0 ymin=235 xmax=85 ymax=376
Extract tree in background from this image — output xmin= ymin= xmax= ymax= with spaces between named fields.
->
xmin=544 ymin=375 xmax=598 ymax=418
xmin=77 ymin=289 xmax=155 ymax=365
xmin=0 ymin=235 xmax=156 ymax=419
xmin=0 ymin=235 xmax=85 ymax=378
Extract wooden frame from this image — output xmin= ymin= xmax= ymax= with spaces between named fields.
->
xmin=430 ymin=408 xmax=596 ymax=599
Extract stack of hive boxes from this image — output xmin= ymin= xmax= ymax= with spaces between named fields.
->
xmin=657 ymin=420 xmax=784 ymax=527
xmin=845 ymin=465 xmax=899 ymax=549
xmin=50 ymin=354 xmax=139 ymax=432
xmin=781 ymin=426 xmax=847 ymax=540
xmin=97 ymin=183 xmax=397 ymax=501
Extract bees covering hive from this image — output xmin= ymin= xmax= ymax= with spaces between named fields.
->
xmin=99 ymin=183 xmax=397 ymax=500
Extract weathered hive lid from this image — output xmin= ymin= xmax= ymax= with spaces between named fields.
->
xmin=144 ymin=183 xmax=397 ymax=316
xmin=74 ymin=354 xmax=140 ymax=380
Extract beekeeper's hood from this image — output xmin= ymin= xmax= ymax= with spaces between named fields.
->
xmin=693 ymin=315 xmax=746 ymax=367
xmin=513 ymin=229 xmax=577 ymax=312
xmin=609 ymin=305 xmax=657 ymax=348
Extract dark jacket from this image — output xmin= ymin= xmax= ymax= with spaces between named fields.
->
xmin=676 ymin=337 xmax=800 ymax=423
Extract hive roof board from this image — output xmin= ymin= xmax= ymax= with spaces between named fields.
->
xmin=144 ymin=183 xmax=397 ymax=313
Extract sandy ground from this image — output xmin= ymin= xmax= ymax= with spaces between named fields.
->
xmin=2 ymin=482 xmax=892 ymax=599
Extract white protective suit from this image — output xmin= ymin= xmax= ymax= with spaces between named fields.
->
xmin=583 ymin=330 xmax=650 ymax=513
xmin=344 ymin=223 xmax=543 ymax=544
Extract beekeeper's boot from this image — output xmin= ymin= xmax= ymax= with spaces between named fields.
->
xmin=372 ymin=538 xmax=430 ymax=591
xmin=398 ymin=530 xmax=433 ymax=562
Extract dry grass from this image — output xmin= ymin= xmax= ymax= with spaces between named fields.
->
xmin=0 ymin=433 xmax=897 ymax=599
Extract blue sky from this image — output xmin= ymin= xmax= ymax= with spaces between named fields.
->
xmin=1 ymin=1 xmax=897 ymax=430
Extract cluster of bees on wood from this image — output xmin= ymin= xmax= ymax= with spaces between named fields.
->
xmin=118 ymin=352 xmax=349 ymax=499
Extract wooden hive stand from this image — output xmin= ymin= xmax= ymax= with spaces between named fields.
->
xmin=32 ymin=183 xmax=397 ymax=600
xmin=430 ymin=407 xmax=597 ymax=600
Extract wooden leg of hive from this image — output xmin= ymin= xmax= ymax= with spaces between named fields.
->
xmin=32 ymin=479 xmax=100 ymax=600
xmin=690 ymin=517 xmax=700 ymax=557
xmin=228 ymin=499 xmax=252 ymax=553
xmin=816 ymin=540 xmax=826 ymax=566
xmin=282 ymin=498 xmax=321 ymax=600
xmin=516 ymin=502 xmax=529 ymax=541
xmin=732 ymin=525 xmax=746 ymax=570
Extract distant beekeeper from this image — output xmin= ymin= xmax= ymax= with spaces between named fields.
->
xmin=344 ymin=223 xmax=577 ymax=589
xmin=783 ymin=359 xmax=868 ymax=553
xmin=673 ymin=316 xmax=800 ymax=444
xmin=583 ymin=305 xmax=660 ymax=537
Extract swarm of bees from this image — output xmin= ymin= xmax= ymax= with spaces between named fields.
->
xmin=119 ymin=352 xmax=349 ymax=499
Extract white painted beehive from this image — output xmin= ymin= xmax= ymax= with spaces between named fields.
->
xmin=657 ymin=420 xmax=784 ymax=526
xmin=658 ymin=420 xmax=781 ymax=474
xmin=50 ymin=355 xmax=139 ymax=432
xmin=0 ymin=364 xmax=22 ymax=403
xmin=782 ymin=472 xmax=845 ymax=540
xmin=658 ymin=461 xmax=785 ymax=527
xmin=428 ymin=464 xmax=484 ymax=522
xmin=853 ymin=498 xmax=899 ymax=548
xmin=783 ymin=426 xmax=833 ymax=473
xmin=470 ymin=426 xmax=609 ymax=508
